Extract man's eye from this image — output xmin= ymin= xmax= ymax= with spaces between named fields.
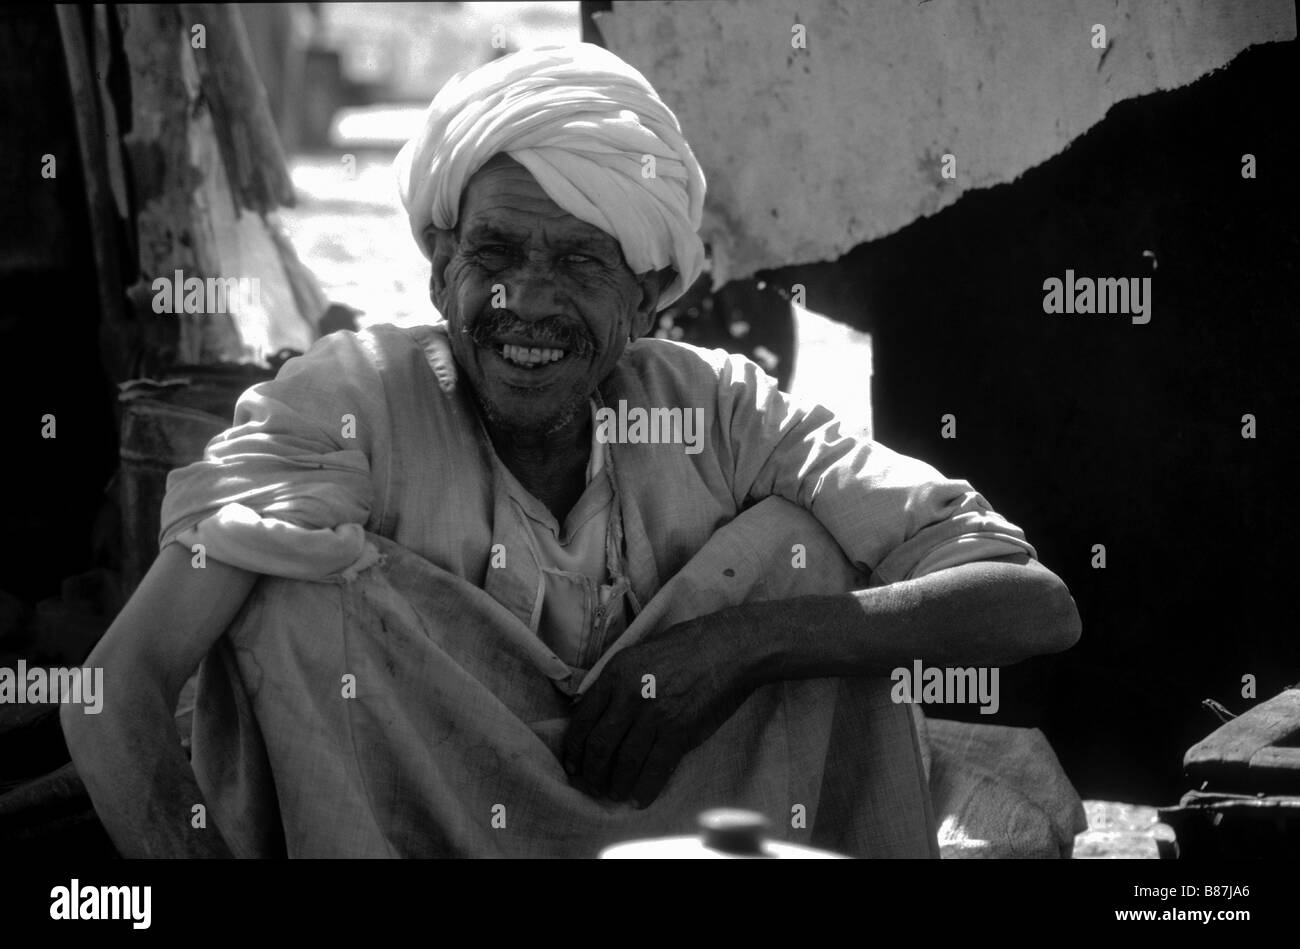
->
xmin=562 ymin=253 xmax=598 ymax=266
xmin=470 ymin=244 xmax=514 ymax=266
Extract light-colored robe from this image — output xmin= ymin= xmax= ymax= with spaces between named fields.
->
xmin=161 ymin=326 xmax=1036 ymax=857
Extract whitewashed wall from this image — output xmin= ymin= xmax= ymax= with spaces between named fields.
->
xmin=597 ymin=0 xmax=1295 ymax=283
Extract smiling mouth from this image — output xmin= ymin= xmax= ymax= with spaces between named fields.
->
xmin=493 ymin=342 xmax=570 ymax=369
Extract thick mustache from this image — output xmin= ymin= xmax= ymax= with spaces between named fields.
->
xmin=464 ymin=310 xmax=596 ymax=358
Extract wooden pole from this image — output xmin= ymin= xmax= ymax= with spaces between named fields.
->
xmin=179 ymin=3 xmax=295 ymax=215
xmin=54 ymin=3 xmax=135 ymax=383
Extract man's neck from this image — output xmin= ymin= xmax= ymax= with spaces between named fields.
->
xmin=483 ymin=409 xmax=593 ymax=525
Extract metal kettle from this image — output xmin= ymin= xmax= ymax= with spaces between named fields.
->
xmin=599 ymin=808 xmax=846 ymax=858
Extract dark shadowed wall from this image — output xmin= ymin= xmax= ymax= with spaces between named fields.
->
xmin=767 ymin=42 xmax=1297 ymax=803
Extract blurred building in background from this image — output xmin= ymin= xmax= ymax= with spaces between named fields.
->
xmin=242 ymin=2 xmax=580 ymax=151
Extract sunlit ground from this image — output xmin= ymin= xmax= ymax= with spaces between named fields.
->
xmin=281 ymin=151 xmax=433 ymax=329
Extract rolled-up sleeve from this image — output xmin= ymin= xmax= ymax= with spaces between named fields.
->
xmin=157 ymin=330 xmax=390 ymax=580
xmin=714 ymin=352 xmax=1036 ymax=585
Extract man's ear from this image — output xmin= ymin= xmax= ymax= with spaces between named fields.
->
xmin=425 ymin=226 xmax=457 ymax=312
xmin=631 ymin=267 xmax=677 ymax=339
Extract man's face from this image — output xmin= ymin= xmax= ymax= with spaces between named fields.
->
xmin=429 ymin=154 xmax=664 ymax=438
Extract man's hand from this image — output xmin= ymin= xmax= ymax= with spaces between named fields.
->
xmin=561 ymin=613 xmax=758 ymax=808
xmin=559 ymin=555 xmax=1081 ymax=809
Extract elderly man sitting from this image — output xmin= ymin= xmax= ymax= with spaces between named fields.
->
xmin=63 ymin=44 xmax=1079 ymax=858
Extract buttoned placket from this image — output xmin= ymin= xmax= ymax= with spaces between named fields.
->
xmin=469 ymin=395 xmax=638 ymax=673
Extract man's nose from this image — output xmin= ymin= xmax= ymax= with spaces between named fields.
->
xmin=502 ymin=255 xmax=564 ymax=322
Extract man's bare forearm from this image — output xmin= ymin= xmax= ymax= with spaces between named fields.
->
xmin=63 ymin=677 xmax=234 ymax=858
xmin=61 ymin=544 xmax=257 ymax=857
xmin=732 ymin=557 xmax=1081 ymax=687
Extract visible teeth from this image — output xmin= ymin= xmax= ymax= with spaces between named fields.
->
xmin=499 ymin=344 xmax=566 ymax=366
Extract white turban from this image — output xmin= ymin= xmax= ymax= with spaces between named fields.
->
xmin=394 ymin=43 xmax=706 ymax=308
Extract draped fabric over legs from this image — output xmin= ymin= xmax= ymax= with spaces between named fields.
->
xmin=191 ymin=497 xmax=938 ymax=858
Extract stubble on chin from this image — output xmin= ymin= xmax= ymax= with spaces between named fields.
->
xmin=470 ymin=373 xmax=592 ymax=440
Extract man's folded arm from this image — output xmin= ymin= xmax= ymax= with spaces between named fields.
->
xmin=63 ymin=331 xmax=392 ymax=857
xmin=708 ymin=351 xmax=1081 ymax=677
xmin=725 ymin=555 xmax=1081 ymax=694
xmin=160 ymin=329 xmax=387 ymax=579
xmin=61 ymin=543 xmax=258 ymax=857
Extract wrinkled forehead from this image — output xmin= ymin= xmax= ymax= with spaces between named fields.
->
xmin=456 ymin=154 xmax=623 ymax=254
